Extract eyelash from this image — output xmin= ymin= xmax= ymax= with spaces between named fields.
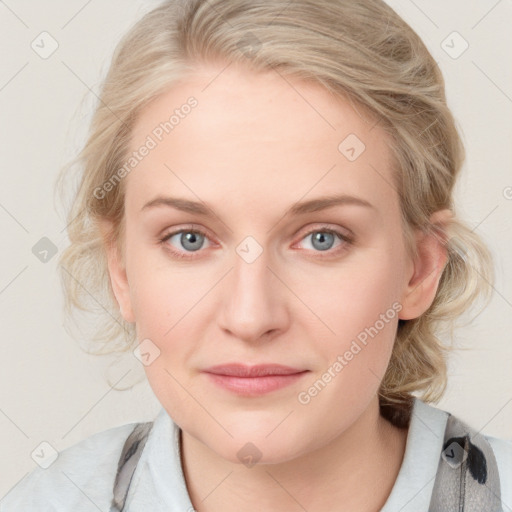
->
xmin=159 ymin=224 xmax=354 ymax=260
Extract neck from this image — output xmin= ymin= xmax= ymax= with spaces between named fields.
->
xmin=180 ymin=395 xmax=409 ymax=512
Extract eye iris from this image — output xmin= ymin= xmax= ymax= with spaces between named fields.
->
xmin=181 ymin=232 xmax=204 ymax=251
xmin=311 ymin=231 xmax=335 ymax=251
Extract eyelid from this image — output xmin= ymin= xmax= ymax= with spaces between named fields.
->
xmin=292 ymin=224 xmax=354 ymax=255
xmin=160 ymin=223 xmax=216 ymax=242
xmin=295 ymin=223 xmax=353 ymax=242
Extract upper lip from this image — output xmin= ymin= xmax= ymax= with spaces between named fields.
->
xmin=204 ymin=364 xmax=307 ymax=377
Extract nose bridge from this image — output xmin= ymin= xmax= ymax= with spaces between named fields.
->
xmin=218 ymin=236 xmax=287 ymax=341
xmin=233 ymin=240 xmax=271 ymax=298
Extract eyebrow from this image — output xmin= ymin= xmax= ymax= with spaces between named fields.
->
xmin=141 ymin=194 xmax=375 ymax=217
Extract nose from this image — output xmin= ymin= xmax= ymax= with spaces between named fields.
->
xmin=217 ymin=245 xmax=290 ymax=344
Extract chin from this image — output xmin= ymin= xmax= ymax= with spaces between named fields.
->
xmin=219 ymin=441 xmax=302 ymax=467
xmin=205 ymin=428 xmax=308 ymax=467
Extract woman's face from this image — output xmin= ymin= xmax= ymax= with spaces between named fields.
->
xmin=108 ymin=62 xmax=425 ymax=464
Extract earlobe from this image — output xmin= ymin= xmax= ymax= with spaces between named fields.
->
xmin=98 ymin=219 xmax=135 ymax=324
xmin=399 ymin=209 xmax=452 ymax=321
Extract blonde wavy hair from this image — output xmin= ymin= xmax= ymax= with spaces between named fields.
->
xmin=56 ymin=0 xmax=494 ymax=417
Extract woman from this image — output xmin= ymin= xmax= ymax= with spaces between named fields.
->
xmin=2 ymin=0 xmax=510 ymax=510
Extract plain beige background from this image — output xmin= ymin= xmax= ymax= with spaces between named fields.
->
xmin=0 ymin=0 xmax=511 ymax=499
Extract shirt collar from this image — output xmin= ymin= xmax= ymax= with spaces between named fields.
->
xmin=380 ymin=397 xmax=448 ymax=511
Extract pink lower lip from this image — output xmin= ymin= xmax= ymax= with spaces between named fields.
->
xmin=204 ymin=371 xmax=309 ymax=396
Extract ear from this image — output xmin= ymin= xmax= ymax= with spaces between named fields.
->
xmin=399 ymin=209 xmax=452 ymax=321
xmin=98 ymin=219 xmax=135 ymax=323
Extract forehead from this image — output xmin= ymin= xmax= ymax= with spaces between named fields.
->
xmin=126 ymin=62 xmax=397 ymax=218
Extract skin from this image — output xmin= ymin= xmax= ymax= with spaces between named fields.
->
xmin=101 ymin=61 xmax=450 ymax=511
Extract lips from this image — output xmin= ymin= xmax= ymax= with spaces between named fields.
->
xmin=204 ymin=363 xmax=306 ymax=377
xmin=202 ymin=364 xmax=309 ymax=395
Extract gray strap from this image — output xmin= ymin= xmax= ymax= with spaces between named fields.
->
xmin=428 ymin=413 xmax=503 ymax=511
xmin=110 ymin=421 xmax=154 ymax=512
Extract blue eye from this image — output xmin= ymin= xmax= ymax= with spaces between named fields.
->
xmin=160 ymin=229 xmax=211 ymax=258
xmin=298 ymin=228 xmax=351 ymax=254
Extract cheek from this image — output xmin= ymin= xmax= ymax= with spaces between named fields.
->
xmin=300 ymin=246 xmax=404 ymax=397
xmin=302 ymin=244 xmax=404 ymax=344
xmin=297 ymin=266 xmax=401 ymax=427
xmin=125 ymin=239 xmax=195 ymax=337
xmin=127 ymin=256 xmax=203 ymax=423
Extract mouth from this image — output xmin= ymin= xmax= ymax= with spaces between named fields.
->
xmin=202 ymin=363 xmax=310 ymax=396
